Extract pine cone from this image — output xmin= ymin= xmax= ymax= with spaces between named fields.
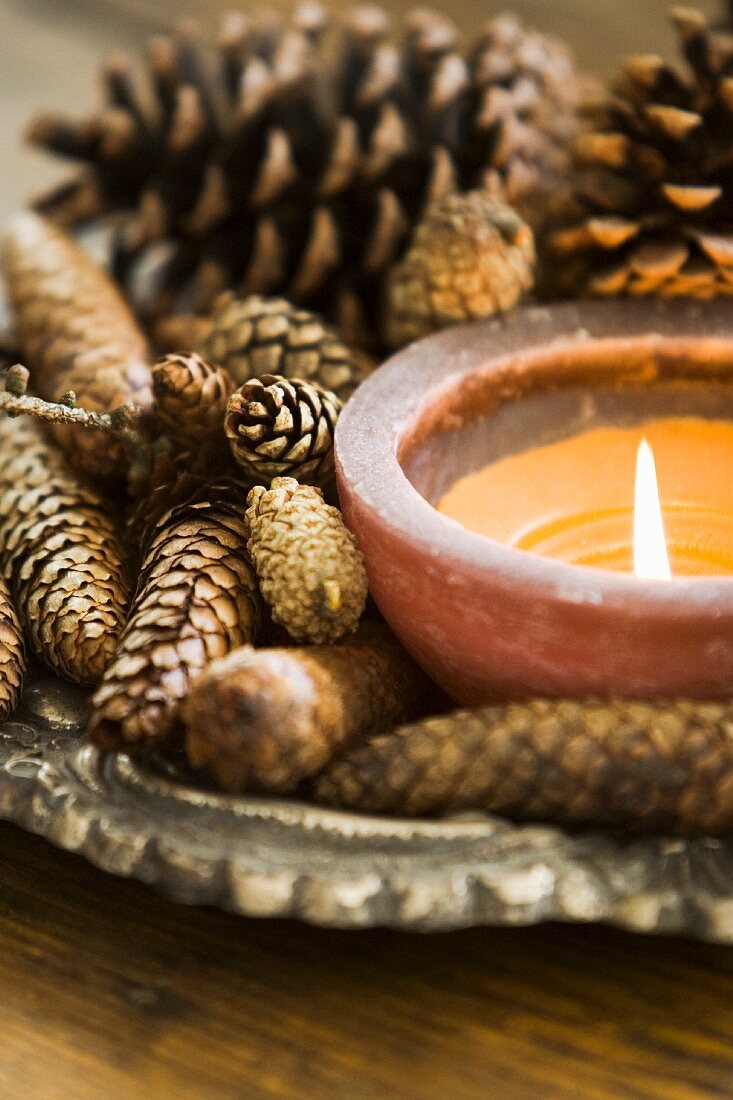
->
xmin=26 ymin=7 xmax=586 ymax=334
xmin=225 ymin=374 xmax=340 ymax=485
xmin=89 ymin=477 xmax=262 ymax=751
xmin=314 ymin=697 xmax=733 ymax=834
xmin=384 ymin=190 xmax=534 ymax=347
xmin=1 ymin=213 xmax=152 ymax=478
xmin=0 ymin=577 xmax=25 ymax=722
xmin=152 ymin=352 xmax=234 ymax=457
xmin=551 ymin=8 xmax=733 ymax=298
xmin=0 ymin=417 xmax=130 ymax=684
xmin=199 ymin=294 xmax=369 ymax=402
xmin=184 ymin=621 xmax=440 ymax=793
xmin=246 ymin=476 xmax=367 ymax=644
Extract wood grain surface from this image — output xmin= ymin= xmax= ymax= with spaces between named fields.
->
xmin=1 ymin=821 xmax=733 ymax=1100
xmin=2 ymin=2 xmax=733 ymax=1098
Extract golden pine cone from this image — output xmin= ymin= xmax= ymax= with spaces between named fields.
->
xmin=89 ymin=478 xmax=262 ymax=751
xmin=225 ymin=373 xmax=340 ymax=485
xmin=314 ymin=697 xmax=733 ymax=834
xmin=152 ymin=352 xmax=234 ymax=456
xmin=1 ymin=213 xmax=152 ymax=478
xmin=0 ymin=577 xmax=25 ymax=722
xmin=246 ymin=476 xmax=367 ymax=644
xmin=200 ymin=294 xmax=369 ymax=402
xmin=184 ymin=621 xmax=440 ymax=793
xmin=0 ymin=417 xmax=130 ymax=684
xmin=384 ymin=191 xmax=535 ymax=347
xmin=551 ymin=8 xmax=733 ymax=298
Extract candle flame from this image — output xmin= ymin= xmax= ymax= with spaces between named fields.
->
xmin=633 ymin=438 xmax=672 ymax=580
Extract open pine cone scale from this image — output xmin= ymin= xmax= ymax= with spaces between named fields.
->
xmin=552 ymin=7 xmax=733 ymax=298
xmin=27 ymin=4 xmax=586 ymax=340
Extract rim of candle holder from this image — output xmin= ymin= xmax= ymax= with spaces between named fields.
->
xmin=335 ymin=298 xmax=733 ymax=702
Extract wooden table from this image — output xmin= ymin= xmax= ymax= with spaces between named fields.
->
xmin=2 ymin=2 xmax=733 ymax=1097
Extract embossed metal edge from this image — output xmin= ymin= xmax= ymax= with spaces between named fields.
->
xmin=0 ymin=675 xmax=732 ymax=938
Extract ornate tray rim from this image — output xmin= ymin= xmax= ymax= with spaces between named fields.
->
xmin=1 ymin=673 xmax=733 ymax=941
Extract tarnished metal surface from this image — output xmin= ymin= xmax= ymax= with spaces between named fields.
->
xmin=1 ymin=670 xmax=732 ymax=938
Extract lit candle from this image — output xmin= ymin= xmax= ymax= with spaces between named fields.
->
xmin=436 ymin=417 xmax=733 ymax=577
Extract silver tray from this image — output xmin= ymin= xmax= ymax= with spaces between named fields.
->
xmin=2 ymin=671 xmax=733 ymax=940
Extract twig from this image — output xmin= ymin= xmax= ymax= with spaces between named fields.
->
xmin=0 ymin=364 xmax=144 ymax=450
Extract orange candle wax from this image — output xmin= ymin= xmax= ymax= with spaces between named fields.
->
xmin=436 ymin=417 xmax=733 ymax=576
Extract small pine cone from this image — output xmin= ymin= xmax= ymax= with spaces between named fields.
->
xmin=385 ymin=191 xmax=535 ymax=348
xmin=89 ymin=478 xmax=262 ymax=751
xmin=184 ymin=621 xmax=441 ymax=793
xmin=246 ymin=476 xmax=367 ymax=644
xmin=0 ymin=577 xmax=25 ymax=722
xmin=314 ymin=698 xmax=733 ymax=834
xmin=152 ymin=352 xmax=234 ymax=457
xmin=199 ymin=295 xmax=369 ymax=402
xmin=1 ymin=212 xmax=152 ymax=478
xmin=225 ymin=374 xmax=340 ymax=485
xmin=0 ymin=417 xmax=130 ymax=684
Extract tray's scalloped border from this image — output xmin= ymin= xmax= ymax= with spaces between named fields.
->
xmin=0 ymin=673 xmax=732 ymax=939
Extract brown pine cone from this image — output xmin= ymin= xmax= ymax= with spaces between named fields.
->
xmin=551 ymin=8 xmax=733 ymax=298
xmin=89 ymin=478 xmax=262 ymax=751
xmin=246 ymin=476 xmax=367 ymax=644
xmin=0 ymin=577 xmax=25 ymax=722
xmin=184 ymin=621 xmax=442 ymax=793
xmin=225 ymin=374 xmax=340 ymax=485
xmin=0 ymin=417 xmax=130 ymax=684
xmin=1 ymin=213 xmax=152 ymax=478
xmin=199 ymin=294 xmax=369 ymax=402
xmin=152 ymin=352 xmax=234 ymax=457
xmin=385 ymin=191 xmax=535 ymax=347
xmin=314 ymin=697 xmax=733 ymax=834
xmin=25 ymin=7 xmax=586 ymax=330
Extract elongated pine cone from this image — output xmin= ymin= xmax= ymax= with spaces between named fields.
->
xmin=1 ymin=213 xmax=152 ymax=477
xmin=89 ymin=478 xmax=262 ymax=751
xmin=200 ymin=295 xmax=369 ymax=402
xmin=0 ymin=577 xmax=25 ymax=722
xmin=0 ymin=417 xmax=130 ymax=684
xmin=246 ymin=476 xmax=367 ymax=643
xmin=385 ymin=192 xmax=535 ymax=347
xmin=26 ymin=7 xmax=584 ymax=328
xmin=152 ymin=352 xmax=234 ymax=456
xmin=184 ymin=621 xmax=441 ymax=792
xmin=315 ymin=698 xmax=733 ymax=834
xmin=551 ymin=8 xmax=733 ymax=298
xmin=225 ymin=374 xmax=340 ymax=485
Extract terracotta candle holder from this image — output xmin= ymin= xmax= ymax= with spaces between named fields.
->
xmin=335 ymin=300 xmax=733 ymax=703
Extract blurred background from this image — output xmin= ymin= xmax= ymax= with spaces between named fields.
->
xmin=0 ymin=0 xmax=723 ymax=222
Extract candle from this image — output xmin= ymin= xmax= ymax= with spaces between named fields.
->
xmin=436 ymin=417 xmax=733 ymax=577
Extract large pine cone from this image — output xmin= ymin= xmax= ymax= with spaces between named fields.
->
xmin=552 ymin=8 xmax=733 ymax=298
xmin=225 ymin=374 xmax=340 ymax=485
xmin=89 ymin=477 xmax=262 ymax=752
xmin=26 ymin=6 xmax=586 ymax=336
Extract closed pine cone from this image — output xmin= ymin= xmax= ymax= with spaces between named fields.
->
xmin=246 ymin=476 xmax=367 ymax=644
xmin=551 ymin=8 xmax=733 ymax=298
xmin=225 ymin=374 xmax=340 ymax=485
xmin=199 ymin=294 xmax=369 ymax=402
xmin=0 ymin=577 xmax=25 ymax=722
xmin=385 ymin=191 xmax=535 ymax=347
xmin=314 ymin=697 xmax=733 ymax=835
xmin=152 ymin=352 xmax=234 ymax=457
xmin=0 ymin=417 xmax=130 ymax=685
xmin=1 ymin=212 xmax=152 ymax=478
xmin=89 ymin=477 xmax=262 ymax=751
xmin=25 ymin=6 xmax=586 ymax=329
